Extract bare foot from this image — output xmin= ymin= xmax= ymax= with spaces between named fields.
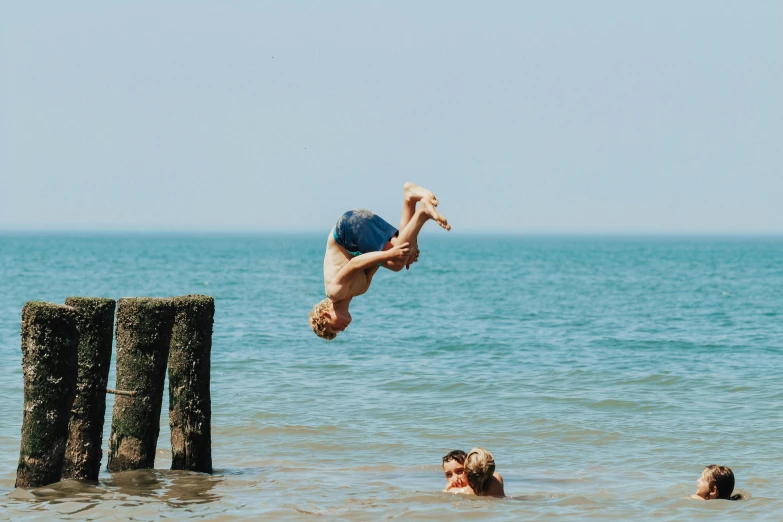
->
xmin=420 ymin=199 xmax=450 ymax=230
xmin=404 ymin=181 xmax=439 ymax=207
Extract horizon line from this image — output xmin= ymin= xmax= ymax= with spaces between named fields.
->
xmin=1 ymin=228 xmax=782 ymax=238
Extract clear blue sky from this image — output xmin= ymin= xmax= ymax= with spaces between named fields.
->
xmin=1 ymin=2 xmax=781 ymax=233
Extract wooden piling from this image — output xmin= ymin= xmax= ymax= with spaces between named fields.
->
xmin=108 ymin=298 xmax=175 ymax=472
xmin=16 ymin=302 xmax=80 ymax=489
xmin=168 ymin=295 xmax=214 ymax=473
xmin=61 ymin=297 xmax=116 ymax=481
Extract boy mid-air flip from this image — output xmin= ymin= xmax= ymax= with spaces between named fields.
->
xmin=309 ymin=182 xmax=450 ymax=339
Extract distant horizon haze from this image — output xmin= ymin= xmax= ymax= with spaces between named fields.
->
xmin=1 ymin=2 xmax=781 ymax=233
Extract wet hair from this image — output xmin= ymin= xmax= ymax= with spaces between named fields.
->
xmin=442 ymin=450 xmax=467 ymax=466
xmin=464 ymin=447 xmax=495 ymax=495
xmin=704 ymin=465 xmax=742 ymax=501
xmin=309 ymin=298 xmax=337 ymax=340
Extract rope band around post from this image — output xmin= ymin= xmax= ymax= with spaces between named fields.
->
xmin=106 ymin=388 xmax=137 ymax=397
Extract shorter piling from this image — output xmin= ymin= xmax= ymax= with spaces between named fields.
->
xmin=108 ymin=298 xmax=175 ymax=472
xmin=16 ymin=302 xmax=80 ymax=489
xmin=169 ymin=295 xmax=214 ymax=473
xmin=62 ymin=297 xmax=116 ymax=481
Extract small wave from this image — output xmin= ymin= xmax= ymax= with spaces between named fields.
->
xmin=616 ymin=374 xmax=683 ymax=386
xmin=592 ymin=398 xmax=646 ymax=409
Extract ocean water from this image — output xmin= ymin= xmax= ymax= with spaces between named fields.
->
xmin=0 ymin=233 xmax=782 ymax=521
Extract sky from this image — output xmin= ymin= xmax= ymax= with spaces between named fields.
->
xmin=1 ymin=1 xmax=781 ymax=233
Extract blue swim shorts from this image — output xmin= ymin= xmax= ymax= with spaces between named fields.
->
xmin=333 ymin=209 xmax=399 ymax=257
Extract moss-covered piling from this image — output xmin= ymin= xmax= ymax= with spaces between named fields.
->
xmin=108 ymin=298 xmax=175 ymax=472
xmin=16 ymin=302 xmax=80 ymax=489
xmin=62 ymin=297 xmax=116 ymax=481
xmin=168 ymin=295 xmax=214 ymax=473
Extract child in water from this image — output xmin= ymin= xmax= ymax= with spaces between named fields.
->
xmin=693 ymin=465 xmax=742 ymax=501
xmin=444 ymin=447 xmax=505 ymax=497
xmin=442 ymin=450 xmax=468 ymax=490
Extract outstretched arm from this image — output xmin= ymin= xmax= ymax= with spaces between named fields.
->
xmin=327 ymin=243 xmax=410 ymax=299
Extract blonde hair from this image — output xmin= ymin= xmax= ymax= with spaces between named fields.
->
xmin=309 ymin=298 xmax=337 ymax=340
xmin=703 ymin=465 xmax=741 ymax=501
xmin=464 ymin=447 xmax=495 ymax=495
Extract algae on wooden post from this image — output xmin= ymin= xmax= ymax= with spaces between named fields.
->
xmin=62 ymin=297 xmax=116 ymax=481
xmin=16 ymin=302 xmax=80 ymax=489
xmin=169 ymin=295 xmax=214 ymax=473
xmin=108 ymin=298 xmax=175 ymax=472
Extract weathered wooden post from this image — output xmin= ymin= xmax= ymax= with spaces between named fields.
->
xmin=108 ymin=298 xmax=175 ymax=472
xmin=16 ymin=302 xmax=80 ymax=489
xmin=61 ymin=297 xmax=116 ymax=481
xmin=168 ymin=295 xmax=214 ymax=473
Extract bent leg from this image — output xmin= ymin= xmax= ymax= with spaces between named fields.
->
xmin=398 ymin=182 xmax=439 ymax=228
xmin=393 ymin=182 xmax=447 ymax=269
xmin=384 ymin=200 xmax=449 ymax=271
xmin=395 ymin=201 xmax=449 ymax=243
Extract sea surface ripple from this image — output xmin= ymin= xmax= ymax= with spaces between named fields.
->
xmin=1 ymin=234 xmax=782 ymax=520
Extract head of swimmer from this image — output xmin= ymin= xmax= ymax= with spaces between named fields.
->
xmin=442 ymin=450 xmax=468 ymax=489
xmin=309 ymin=298 xmax=352 ymax=340
xmin=695 ymin=465 xmax=739 ymax=501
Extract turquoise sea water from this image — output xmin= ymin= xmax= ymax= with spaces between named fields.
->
xmin=0 ymin=234 xmax=782 ymax=520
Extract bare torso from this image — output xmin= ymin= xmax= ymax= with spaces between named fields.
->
xmin=323 ymin=229 xmax=374 ymax=299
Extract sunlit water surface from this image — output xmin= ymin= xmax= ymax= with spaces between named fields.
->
xmin=1 ymin=234 xmax=782 ymax=520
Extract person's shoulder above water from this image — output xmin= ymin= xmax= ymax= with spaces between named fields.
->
xmin=455 ymin=447 xmax=505 ymax=498
xmin=445 ymin=471 xmax=504 ymax=497
xmin=483 ymin=471 xmax=504 ymax=498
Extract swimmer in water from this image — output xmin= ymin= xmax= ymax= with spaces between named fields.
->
xmin=692 ymin=464 xmax=742 ymax=501
xmin=445 ymin=447 xmax=505 ymax=498
xmin=442 ymin=450 xmax=468 ymax=491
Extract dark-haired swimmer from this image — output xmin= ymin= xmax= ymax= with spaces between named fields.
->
xmin=309 ymin=182 xmax=450 ymax=340
xmin=442 ymin=450 xmax=468 ymax=490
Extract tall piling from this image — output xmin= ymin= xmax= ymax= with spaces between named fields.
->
xmin=16 ymin=302 xmax=80 ymax=489
xmin=108 ymin=298 xmax=175 ymax=472
xmin=168 ymin=295 xmax=214 ymax=473
xmin=62 ymin=297 xmax=116 ymax=481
